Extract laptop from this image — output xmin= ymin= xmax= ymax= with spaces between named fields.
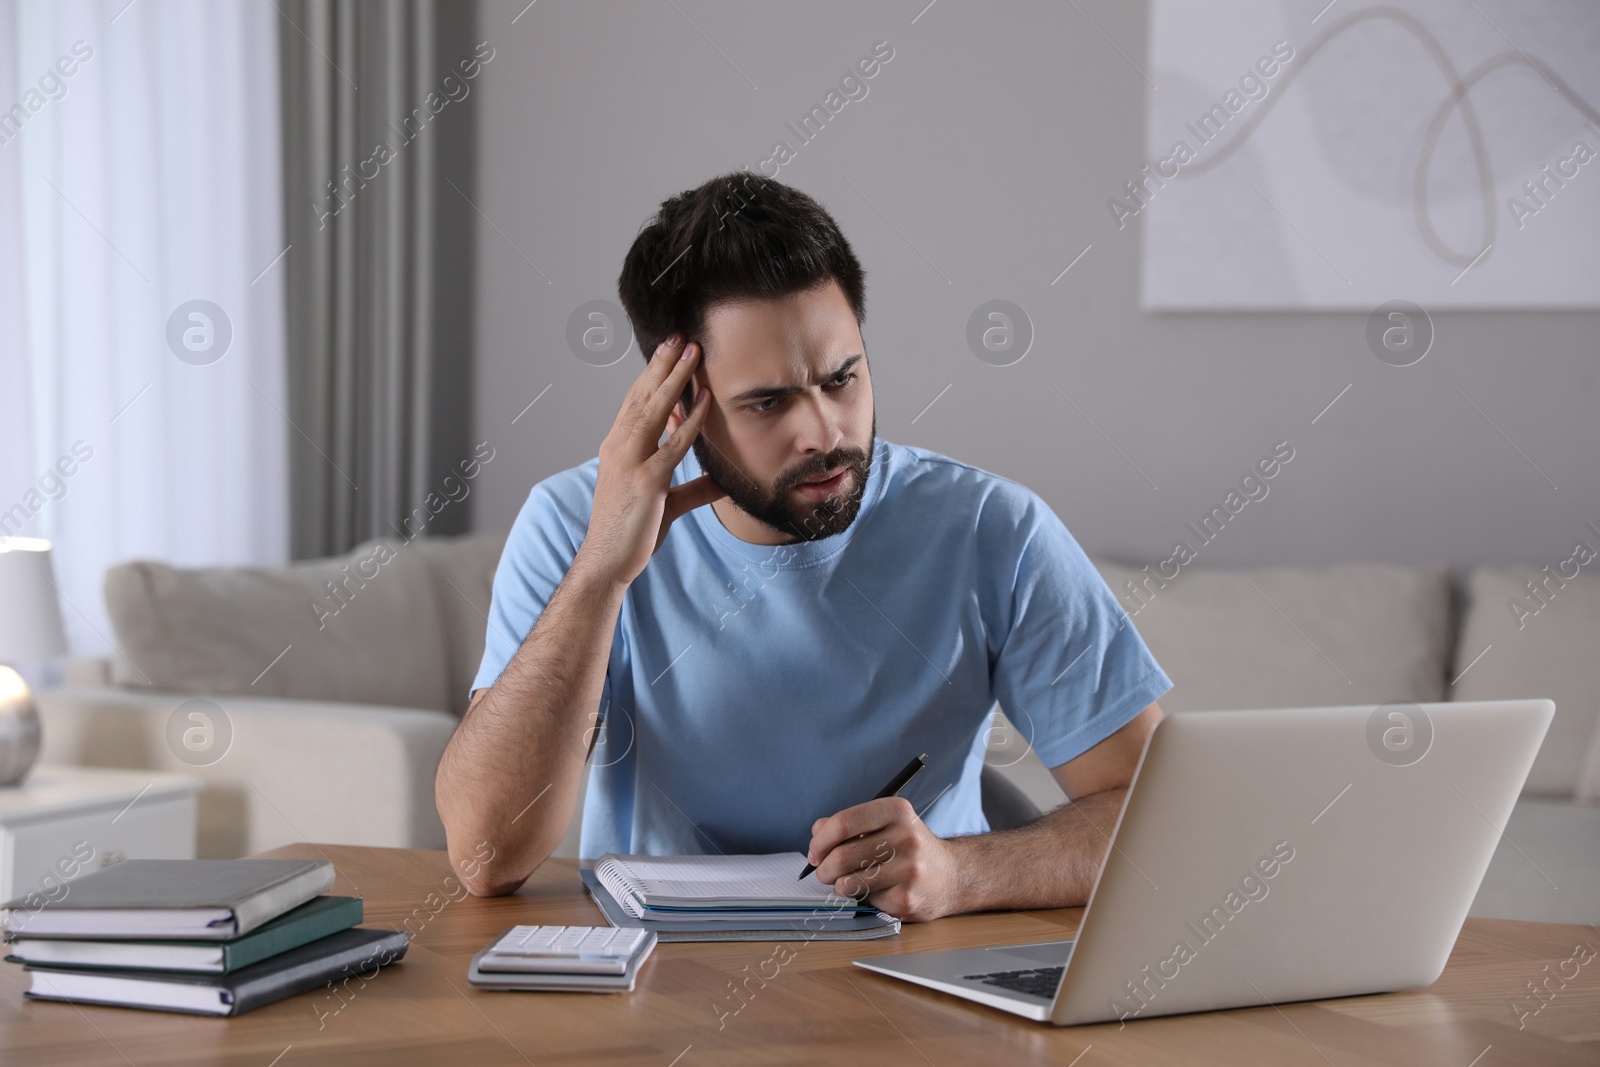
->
xmin=853 ymin=699 xmax=1554 ymax=1025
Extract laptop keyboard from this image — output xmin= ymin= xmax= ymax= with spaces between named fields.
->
xmin=961 ymin=965 xmax=1065 ymax=999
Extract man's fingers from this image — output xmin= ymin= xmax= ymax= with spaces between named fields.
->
xmin=612 ymin=334 xmax=686 ymax=437
xmin=808 ymin=797 xmax=914 ymax=861
xmin=816 ymin=833 xmax=898 ymax=892
xmin=663 ymin=473 xmax=726 ymax=525
xmin=640 ymin=334 xmax=688 ymax=394
xmin=634 ymin=342 xmax=702 ymax=442
xmin=655 ymin=384 xmax=713 ymax=468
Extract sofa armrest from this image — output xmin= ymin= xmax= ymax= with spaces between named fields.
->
xmin=35 ymin=687 xmax=458 ymax=857
xmin=983 ymin=707 xmax=1069 ymax=817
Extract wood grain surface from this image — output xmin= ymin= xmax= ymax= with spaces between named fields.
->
xmin=1 ymin=843 xmax=1595 ymax=1066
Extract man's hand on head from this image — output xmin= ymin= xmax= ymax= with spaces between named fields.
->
xmin=580 ymin=333 xmax=725 ymax=591
xmin=806 ymin=796 xmax=965 ymax=922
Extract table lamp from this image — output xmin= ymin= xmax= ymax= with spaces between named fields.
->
xmin=0 ymin=537 xmax=69 ymax=785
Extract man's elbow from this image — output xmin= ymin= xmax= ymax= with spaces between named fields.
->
xmin=458 ymin=861 xmax=532 ymax=898
xmin=447 ymin=835 xmax=548 ymax=897
xmin=442 ymin=815 xmax=566 ymax=897
xmin=435 ymin=766 xmax=574 ymax=895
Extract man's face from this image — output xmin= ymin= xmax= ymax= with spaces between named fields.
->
xmin=683 ymin=279 xmax=876 ymax=543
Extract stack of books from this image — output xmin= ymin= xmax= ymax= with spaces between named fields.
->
xmin=2 ymin=859 xmax=408 ymax=1016
xmin=584 ymin=852 xmax=902 ymax=942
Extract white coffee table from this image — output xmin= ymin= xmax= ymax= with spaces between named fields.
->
xmin=0 ymin=765 xmax=201 ymax=907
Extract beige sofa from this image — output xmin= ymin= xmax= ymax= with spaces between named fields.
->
xmin=42 ymin=532 xmax=509 ymax=860
xmin=38 ymin=535 xmax=1600 ymax=923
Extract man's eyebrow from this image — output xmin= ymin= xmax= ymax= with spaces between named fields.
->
xmin=726 ymin=354 xmax=863 ymax=405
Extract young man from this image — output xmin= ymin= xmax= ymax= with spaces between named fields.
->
xmin=435 ymin=173 xmax=1172 ymax=920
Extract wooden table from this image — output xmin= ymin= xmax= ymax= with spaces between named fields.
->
xmin=2 ymin=843 xmax=1596 ymax=1066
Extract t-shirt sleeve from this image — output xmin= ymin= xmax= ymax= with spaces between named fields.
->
xmin=988 ymin=491 xmax=1172 ymax=771
xmin=470 ymin=481 xmax=614 ymax=720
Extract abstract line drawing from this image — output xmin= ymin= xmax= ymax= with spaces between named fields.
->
xmin=1141 ymin=1 xmax=1600 ymax=309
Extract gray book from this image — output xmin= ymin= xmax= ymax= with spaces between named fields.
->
xmin=2 ymin=860 xmax=336 ymax=941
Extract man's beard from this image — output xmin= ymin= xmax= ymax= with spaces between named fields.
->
xmin=692 ymin=411 xmax=876 ymax=543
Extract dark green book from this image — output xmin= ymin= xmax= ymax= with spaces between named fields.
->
xmin=22 ymin=927 xmax=407 ymax=1016
xmin=5 ymin=896 xmax=362 ymax=974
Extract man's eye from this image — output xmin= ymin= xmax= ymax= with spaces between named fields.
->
xmin=748 ymin=373 xmax=854 ymax=414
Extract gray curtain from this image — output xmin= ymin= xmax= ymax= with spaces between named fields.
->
xmin=278 ymin=0 xmax=478 ymax=559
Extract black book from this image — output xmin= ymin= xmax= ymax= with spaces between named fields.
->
xmin=22 ymin=927 xmax=408 ymax=1016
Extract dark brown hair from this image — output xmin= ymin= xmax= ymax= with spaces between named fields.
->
xmin=617 ymin=171 xmax=867 ymax=383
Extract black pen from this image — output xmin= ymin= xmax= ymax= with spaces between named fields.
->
xmin=798 ymin=753 xmax=928 ymax=881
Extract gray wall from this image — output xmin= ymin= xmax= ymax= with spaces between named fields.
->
xmin=469 ymin=0 xmax=1598 ymax=572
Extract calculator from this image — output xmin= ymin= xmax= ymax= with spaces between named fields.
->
xmin=476 ymin=925 xmax=657 ymax=977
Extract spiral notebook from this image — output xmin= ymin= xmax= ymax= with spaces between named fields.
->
xmin=593 ymin=853 xmax=877 ymax=918
xmin=583 ymin=854 xmax=900 ymax=942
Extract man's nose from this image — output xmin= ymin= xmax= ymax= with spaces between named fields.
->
xmin=793 ymin=392 xmax=843 ymax=456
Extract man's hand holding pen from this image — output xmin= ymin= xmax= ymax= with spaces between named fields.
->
xmin=806 ymin=797 xmax=967 ymax=922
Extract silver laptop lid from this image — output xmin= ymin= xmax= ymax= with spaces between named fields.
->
xmin=1053 ymin=699 xmax=1553 ymax=1026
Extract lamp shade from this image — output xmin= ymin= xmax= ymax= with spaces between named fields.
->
xmin=0 ymin=537 xmax=69 ymax=661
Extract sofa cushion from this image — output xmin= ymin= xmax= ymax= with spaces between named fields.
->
xmin=409 ymin=530 xmax=509 ymax=715
xmin=1090 ymin=559 xmax=1454 ymax=712
xmin=1452 ymin=566 xmax=1600 ymax=798
xmin=104 ymin=538 xmax=452 ymax=712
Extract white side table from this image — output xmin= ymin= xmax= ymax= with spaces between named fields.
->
xmin=0 ymin=765 xmax=200 ymax=907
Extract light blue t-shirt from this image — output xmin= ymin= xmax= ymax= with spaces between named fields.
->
xmin=472 ymin=437 xmax=1172 ymax=859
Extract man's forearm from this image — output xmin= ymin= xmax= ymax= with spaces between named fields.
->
xmin=946 ymin=787 xmax=1129 ymax=913
xmin=435 ymin=550 xmax=627 ymax=894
